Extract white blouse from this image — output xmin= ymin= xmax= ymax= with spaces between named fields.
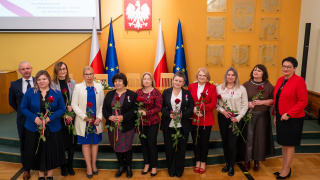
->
xmin=197 ymin=83 xmax=205 ymax=99
xmin=169 ymin=90 xmax=182 ymax=128
xmin=216 ymin=84 xmax=248 ymax=122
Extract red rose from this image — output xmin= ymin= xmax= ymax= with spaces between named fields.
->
xmin=87 ymin=102 xmax=93 ymax=108
xmin=91 ymin=115 xmax=95 ymax=120
xmin=47 ymin=96 xmax=54 ymax=103
xmin=217 ymin=95 xmax=222 ymax=99
xmin=115 ymin=97 xmax=121 ymax=101
xmin=61 ymin=88 xmax=67 ymax=94
xmin=170 ymin=110 xmax=173 ymax=114
xmin=258 ymin=85 xmax=264 ymax=91
xmin=201 ymin=92 xmax=207 ymax=98
xmin=175 ymin=99 xmax=181 ymax=104
xmin=136 ymin=97 xmax=144 ymax=102
xmin=230 ymin=112 xmax=235 ymax=117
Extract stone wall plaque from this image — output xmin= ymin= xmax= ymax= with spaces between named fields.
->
xmin=260 ymin=17 xmax=279 ymax=40
xmin=232 ymin=0 xmax=255 ymax=32
xmin=207 ymin=17 xmax=226 ymax=40
xmin=258 ymin=45 xmax=277 ymax=67
xmin=232 ymin=45 xmax=250 ymax=66
xmin=207 ymin=0 xmax=227 ymax=12
xmin=262 ymin=0 xmax=281 ymax=12
xmin=207 ymin=45 xmax=224 ymax=66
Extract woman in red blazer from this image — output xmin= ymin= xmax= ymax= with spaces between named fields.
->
xmin=188 ymin=67 xmax=217 ymax=174
xmin=272 ymin=57 xmax=308 ymax=179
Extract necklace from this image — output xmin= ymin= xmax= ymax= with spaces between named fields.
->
xmin=250 ymin=80 xmax=265 ymax=86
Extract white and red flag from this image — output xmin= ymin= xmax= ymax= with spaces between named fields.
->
xmin=154 ymin=20 xmax=168 ymax=87
xmin=89 ymin=21 xmax=104 ymax=74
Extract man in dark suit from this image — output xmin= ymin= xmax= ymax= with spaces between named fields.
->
xmin=9 ymin=61 xmax=34 ymax=180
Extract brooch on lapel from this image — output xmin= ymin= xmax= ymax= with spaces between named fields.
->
xmin=147 ymin=92 xmax=151 ymax=99
xmin=127 ymin=96 xmax=131 ymax=102
xmin=231 ymin=91 xmax=234 ymax=97
xmin=69 ymin=84 xmax=72 ymax=89
xmin=94 ymin=88 xmax=98 ymax=94
xmin=185 ymin=94 xmax=188 ymax=101
xmin=206 ymin=89 xmax=209 ymax=95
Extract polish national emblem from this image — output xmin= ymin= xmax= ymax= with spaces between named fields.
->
xmin=232 ymin=1 xmax=255 ymax=30
xmin=124 ymin=0 xmax=152 ymax=31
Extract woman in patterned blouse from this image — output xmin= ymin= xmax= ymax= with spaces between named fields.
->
xmin=136 ymin=72 xmax=162 ymax=177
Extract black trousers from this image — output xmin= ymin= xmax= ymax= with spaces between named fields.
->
xmin=191 ymin=125 xmax=212 ymax=162
xmin=163 ymin=127 xmax=189 ymax=175
xmin=116 ymin=150 xmax=132 ymax=166
xmin=17 ymin=124 xmax=29 ymax=171
xmin=140 ymin=123 xmax=159 ymax=168
xmin=218 ymin=113 xmax=243 ymax=167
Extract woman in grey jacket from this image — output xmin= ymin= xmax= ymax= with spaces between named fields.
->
xmin=51 ymin=62 xmax=77 ymax=176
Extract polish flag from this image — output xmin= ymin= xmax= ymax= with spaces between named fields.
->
xmin=154 ymin=21 xmax=168 ymax=87
xmin=89 ymin=21 xmax=104 ymax=74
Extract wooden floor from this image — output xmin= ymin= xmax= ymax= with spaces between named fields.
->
xmin=2 ymin=154 xmax=320 ymax=180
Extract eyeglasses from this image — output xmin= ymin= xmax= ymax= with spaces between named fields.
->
xmin=84 ymin=73 xmax=94 ymax=77
xmin=59 ymin=68 xmax=67 ymax=72
xmin=282 ymin=65 xmax=293 ymax=70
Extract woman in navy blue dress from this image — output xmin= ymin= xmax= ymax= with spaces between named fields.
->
xmin=103 ymin=73 xmax=137 ymax=178
xmin=71 ymin=66 xmax=105 ymax=178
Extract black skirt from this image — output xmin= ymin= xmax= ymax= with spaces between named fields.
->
xmin=60 ymin=118 xmax=77 ymax=149
xmin=276 ymin=113 xmax=304 ymax=146
xmin=23 ymin=128 xmax=66 ymax=171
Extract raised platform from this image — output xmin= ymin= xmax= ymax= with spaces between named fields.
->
xmin=0 ymin=112 xmax=320 ymax=169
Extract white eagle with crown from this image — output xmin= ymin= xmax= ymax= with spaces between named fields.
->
xmin=126 ymin=0 xmax=151 ymax=29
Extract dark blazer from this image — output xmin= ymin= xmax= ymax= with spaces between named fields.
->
xmin=8 ymin=78 xmax=34 ymax=126
xmin=103 ymin=89 xmax=137 ymax=132
xmin=20 ymin=88 xmax=66 ymax=132
xmin=160 ymin=88 xmax=194 ymax=133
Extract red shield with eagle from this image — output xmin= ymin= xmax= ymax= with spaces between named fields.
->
xmin=124 ymin=0 xmax=152 ymax=31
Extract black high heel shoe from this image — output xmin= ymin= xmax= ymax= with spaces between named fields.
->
xmin=274 ymin=171 xmax=280 ymax=176
xmin=221 ymin=163 xmax=229 ymax=173
xmin=276 ymin=168 xmax=291 ymax=179
xmin=115 ymin=166 xmax=126 ymax=178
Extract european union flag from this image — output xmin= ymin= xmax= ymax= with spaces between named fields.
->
xmin=105 ymin=19 xmax=119 ymax=87
xmin=173 ymin=20 xmax=189 ymax=85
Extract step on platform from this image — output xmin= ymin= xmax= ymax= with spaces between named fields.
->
xmin=0 ymin=112 xmax=319 ymax=169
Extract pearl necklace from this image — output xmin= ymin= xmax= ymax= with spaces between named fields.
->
xmin=250 ymin=80 xmax=265 ymax=86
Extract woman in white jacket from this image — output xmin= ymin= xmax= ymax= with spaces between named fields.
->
xmin=71 ymin=66 xmax=104 ymax=178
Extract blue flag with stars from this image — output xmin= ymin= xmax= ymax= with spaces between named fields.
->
xmin=105 ymin=19 xmax=119 ymax=87
xmin=173 ymin=20 xmax=189 ymax=85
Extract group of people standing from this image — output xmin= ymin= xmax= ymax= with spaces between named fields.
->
xmin=9 ymin=56 xmax=308 ymax=180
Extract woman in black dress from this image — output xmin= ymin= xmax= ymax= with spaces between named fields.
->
xmin=103 ymin=73 xmax=137 ymax=178
xmin=272 ymin=57 xmax=308 ymax=179
xmin=51 ymin=62 xmax=77 ymax=176
xmin=161 ymin=71 xmax=193 ymax=178
xmin=20 ymin=70 xmax=66 ymax=180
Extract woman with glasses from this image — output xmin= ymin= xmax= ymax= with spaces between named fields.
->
xmin=272 ymin=57 xmax=308 ymax=179
xmin=51 ymin=62 xmax=77 ymax=176
xmin=71 ymin=66 xmax=105 ymax=178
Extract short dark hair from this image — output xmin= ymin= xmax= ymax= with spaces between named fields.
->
xmin=112 ymin=73 xmax=128 ymax=87
xmin=282 ymin=57 xmax=298 ymax=68
xmin=173 ymin=71 xmax=186 ymax=82
xmin=250 ymin=64 xmax=269 ymax=82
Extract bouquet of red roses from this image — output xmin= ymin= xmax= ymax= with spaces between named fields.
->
xmin=85 ymin=102 xmax=98 ymax=135
xmin=171 ymin=98 xmax=184 ymax=151
xmin=35 ymin=96 xmax=54 ymax=154
xmin=134 ymin=97 xmax=147 ymax=141
xmin=105 ymin=96 xmax=123 ymax=149
xmin=61 ymin=89 xmax=76 ymax=142
xmin=190 ymin=92 xmax=207 ymax=145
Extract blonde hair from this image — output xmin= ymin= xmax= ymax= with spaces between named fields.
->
xmin=221 ymin=67 xmax=240 ymax=90
xmin=82 ymin=66 xmax=94 ymax=74
xmin=195 ymin=67 xmax=211 ymax=81
xmin=141 ymin=72 xmax=155 ymax=88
